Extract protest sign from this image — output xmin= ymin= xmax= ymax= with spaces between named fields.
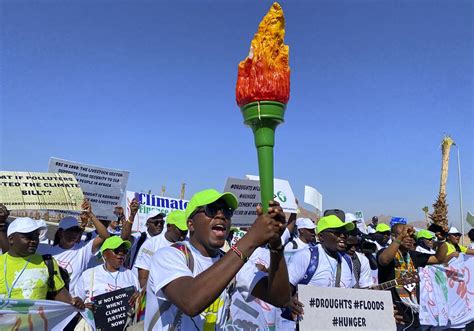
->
xmin=48 ymin=157 xmax=129 ymax=220
xmin=125 ymin=191 xmax=189 ymax=232
xmin=354 ymin=210 xmax=364 ymax=221
xmin=223 ymin=177 xmax=262 ymax=227
xmin=0 ymin=298 xmax=95 ymax=331
xmin=466 ymin=211 xmax=474 ymax=227
xmin=93 ymin=286 xmax=135 ymax=330
xmin=304 ymin=185 xmax=322 ymax=212
xmin=0 ymin=171 xmax=83 ymax=211
xmin=298 ymin=286 xmax=395 ymax=330
xmin=245 ymin=175 xmax=297 ymax=213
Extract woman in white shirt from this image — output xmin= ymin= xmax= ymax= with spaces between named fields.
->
xmin=75 ymin=236 xmax=140 ymax=304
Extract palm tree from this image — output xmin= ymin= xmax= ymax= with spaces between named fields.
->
xmin=422 ymin=206 xmax=429 ymax=226
xmin=430 ymin=135 xmax=454 ymax=228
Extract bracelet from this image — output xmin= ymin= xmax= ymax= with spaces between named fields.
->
xmin=126 ymin=218 xmax=134 ymax=224
xmin=230 ymin=245 xmax=248 ymax=263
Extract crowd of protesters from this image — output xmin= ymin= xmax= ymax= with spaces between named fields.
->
xmin=0 ymin=190 xmax=473 ymax=331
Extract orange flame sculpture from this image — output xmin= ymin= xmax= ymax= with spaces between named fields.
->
xmin=236 ymin=2 xmax=290 ymax=107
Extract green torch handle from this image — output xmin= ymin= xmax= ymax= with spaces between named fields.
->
xmin=241 ymin=101 xmax=286 ymax=213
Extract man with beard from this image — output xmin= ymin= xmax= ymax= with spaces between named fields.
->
xmin=144 ymin=189 xmax=289 ymax=330
xmin=377 ymin=224 xmax=447 ymax=330
xmin=0 ymin=217 xmax=84 ymax=308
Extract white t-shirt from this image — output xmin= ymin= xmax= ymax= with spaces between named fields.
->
xmin=288 ymin=245 xmax=355 ymax=288
xmin=416 ymin=246 xmax=435 ymax=255
xmin=354 ymin=252 xmax=374 ymax=288
xmin=37 ymin=240 xmax=95 ymax=291
xmin=134 ymin=233 xmax=174 ymax=271
xmin=468 ymin=242 xmax=474 ymax=249
xmin=74 ymin=265 xmax=140 ymax=302
xmin=284 ymin=237 xmax=310 ymax=252
xmin=127 ymin=231 xmax=153 ymax=267
xmin=145 ymin=242 xmax=261 ymax=330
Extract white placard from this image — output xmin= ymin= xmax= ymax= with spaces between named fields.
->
xmin=245 ymin=175 xmax=297 ymax=212
xmin=298 ymin=286 xmax=396 ymax=330
xmin=48 ymin=157 xmax=129 ymax=220
xmin=223 ymin=178 xmax=261 ymax=227
xmin=125 ymin=191 xmax=189 ymax=233
xmin=304 ymin=185 xmax=322 ymax=211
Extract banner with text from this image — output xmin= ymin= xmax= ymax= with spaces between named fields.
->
xmin=298 ymin=286 xmax=395 ymax=330
xmin=48 ymin=157 xmax=129 ymax=220
xmin=245 ymin=175 xmax=297 ymax=213
xmin=0 ymin=171 xmax=83 ymax=211
xmin=125 ymin=191 xmax=189 ymax=233
xmin=0 ymin=298 xmax=95 ymax=331
xmin=93 ymin=286 xmax=135 ymax=330
xmin=419 ymin=254 xmax=474 ymax=328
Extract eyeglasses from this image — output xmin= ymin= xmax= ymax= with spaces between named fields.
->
xmin=192 ymin=203 xmax=234 ymax=220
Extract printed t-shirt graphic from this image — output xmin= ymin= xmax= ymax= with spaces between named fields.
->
xmin=0 ymin=253 xmax=65 ymax=299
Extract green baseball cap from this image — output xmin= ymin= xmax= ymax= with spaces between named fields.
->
xmin=317 ymin=215 xmax=355 ymax=233
xmin=416 ymin=229 xmax=435 ymax=240
xmin=185 ymin=189 xmax=238 ymax=220
xmin=100 ymin=236 xmax=131 ymax=254
xmin=166 ymin=210 xmax=188 ymax=231
xmin=376 ymin=223 xmax=391 ymax=233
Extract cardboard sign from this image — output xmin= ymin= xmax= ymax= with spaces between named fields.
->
xmin=125 ymin=191 xmax=189 ymax=232
xmin=223 ymin=177 xmax=263 ymax=227
xmin=245 ymin=175 xmax=297 ymax=213
xmin=48 ymin=157 xmax=129 ymax=220
xmin=0 ymin=171 xmax=83 ymax=211
xmin=93 ymin=286 xmax=135 ymax=330
xmin=298 ymin=286 xmax=395 ymax=330
xmin=304 ymin=185 xmax=323 ymax=212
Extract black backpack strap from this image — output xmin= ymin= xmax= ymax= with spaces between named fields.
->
xmin=42 ymin=254 xmax=56 ymax=293
xmin=130 ymin=232 xmax=148 ymax=267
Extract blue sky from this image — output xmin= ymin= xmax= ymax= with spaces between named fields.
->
xmin=1 ymin=0 xmax=472 ymax=228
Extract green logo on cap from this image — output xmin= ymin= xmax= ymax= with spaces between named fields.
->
xmin=276 ymin=191 xmax=287 ymax=202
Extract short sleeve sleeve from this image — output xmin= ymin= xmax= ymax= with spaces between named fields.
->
xmin=287 ymin=249 xmax=310 ymax=286
xmin=134 ymin=239 xmax=154 ymax=271
xmin=236 ymin=261 xmax=267 ymax=302
xmin=148 ymin=246 xmax=193 ymax=298
xmin=460 ymin=245 xmax=468 ymax=253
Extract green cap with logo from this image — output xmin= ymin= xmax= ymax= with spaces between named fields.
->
xmin=100 ymin=236 xmax=131 ymax=254
xmin=416 ymin=229 xmax=435 ymax=240
xmin=166 ymin=210 xmax=188 ymax=231
xmin=317 ymin=215 xmax=355 ymax=233
xmin=185 ymin=189 xmax=238 ymax=220
xmin=376 ymin=223 xmax=391 ymax=233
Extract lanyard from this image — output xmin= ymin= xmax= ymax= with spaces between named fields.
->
xmin=103 ymin=265 xmax=120 ymax=289
xmin=4 ymin=254 xmax=31 ymax=298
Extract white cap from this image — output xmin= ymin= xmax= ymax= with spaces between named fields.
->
xmin=58 ymin=217 xmax=80 ymax=230
xmin=296 ymin=218 xmax=316 ymax=230
xmin=7 ymin=217 xmax=47 ymax=237
xmin=345 ymin=213 xmax=357 ymax=223
xmin=448 ymin=227 xmax=462 ymax=235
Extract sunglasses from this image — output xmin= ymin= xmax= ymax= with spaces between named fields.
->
xmin=323 ymin=229 xmax=347 ymax=237
xmin=192 ymin=203 xmax=234 ymax=219
xmin=111 ymin=247 xmax=129 ymax=255
xmin=148 ymin=220 xmax=165 ymax=226
xmin=450 ymin=233 xmax=462 ymax=237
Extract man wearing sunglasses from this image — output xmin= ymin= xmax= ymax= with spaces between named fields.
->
xmin=134 ymin=210 xmax=188 ymax=287
xmin=121 ymin=199 xmax=166 ymax=269
xmin=144 ymin=188 xmax=289 ymax=330
xmin=288 ymin=215 xmax=356 ymax=290
xmin=377 ymin=224 xmax=448 ymax=330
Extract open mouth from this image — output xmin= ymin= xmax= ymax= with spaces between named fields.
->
xmin=211 ymin=224 xmax=227 ymax=238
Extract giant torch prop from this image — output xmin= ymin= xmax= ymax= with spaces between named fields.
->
xmin=236 ymin=2 xmax=290 ymax=212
